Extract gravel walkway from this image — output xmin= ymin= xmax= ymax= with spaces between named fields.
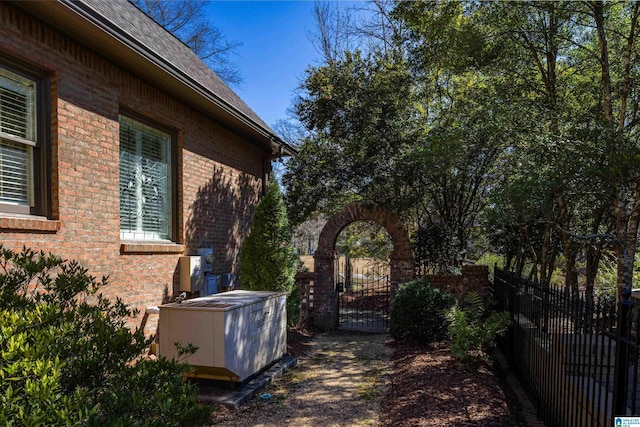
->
xmin=210 ymin=332 xmax=392 ymax=426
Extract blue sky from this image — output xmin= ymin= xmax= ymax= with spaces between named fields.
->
xmin=205 ymin=1 xmax=323 ymax=128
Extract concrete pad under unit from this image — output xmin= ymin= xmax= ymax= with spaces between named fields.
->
xmin=196 ymin=354 xmax=298 ymax=409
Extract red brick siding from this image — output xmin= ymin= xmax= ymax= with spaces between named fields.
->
xmin=427 ymin=265 xmax=491 ymax=302
xmin=427 ymin=274 xmax=465 ymax=300
xmin=0 ymin=4 xmax=265 ymax=335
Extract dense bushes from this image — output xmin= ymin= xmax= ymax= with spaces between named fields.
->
xmin=389 ymin=277 xmax=457 ymax=343
xmin=390 ymin=278 xmax=510 ymax=367
xmin=0 ymin=246 xmax=211 ymax=426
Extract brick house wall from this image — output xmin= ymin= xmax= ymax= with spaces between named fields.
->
xmin=0 ymin=3 xmax=266 ymax=335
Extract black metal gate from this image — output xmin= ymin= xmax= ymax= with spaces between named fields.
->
xmin=336 ymin=257 xmax=391 ymax=333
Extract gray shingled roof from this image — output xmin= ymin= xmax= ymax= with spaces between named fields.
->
xmin=12 ymin=0 xmax=296 ymax=154
xmin=81 ymin=0 xmax=272 ymax=131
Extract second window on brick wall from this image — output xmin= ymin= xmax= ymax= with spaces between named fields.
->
xmin=119 ymin=115 xmax=173 ymax=241
xmin=0 ymin=61 xmax=49 ymax=217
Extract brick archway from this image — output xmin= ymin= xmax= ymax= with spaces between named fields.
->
xmin=313 ymin=204 xmax=414 ymax=330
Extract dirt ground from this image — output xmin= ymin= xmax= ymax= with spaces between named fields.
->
xmin=211 ymin=331 xmax=391 ymax=426
xmin=380 ymin=340 xmax=525 ymax=426
xmin=209 ymin=330 xmax=526 ymax=426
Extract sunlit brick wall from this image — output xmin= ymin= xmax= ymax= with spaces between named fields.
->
xmin=0 ymin=3 xmax=265 ymax=336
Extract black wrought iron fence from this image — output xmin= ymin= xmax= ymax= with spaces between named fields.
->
xmin=494 ymin=267 xmax=640 ymax=427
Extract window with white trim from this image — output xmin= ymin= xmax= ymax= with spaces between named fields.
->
xmin=119 ymin=115 xmax=173 ymax=241
xmin=0 ymin=66 xmax=38 ymax=215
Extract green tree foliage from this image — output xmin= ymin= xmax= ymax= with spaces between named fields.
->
xmin=469 ymin=1 xmax=619 ymax=289
xmin=395 ymin=1 xmax=640 ymax=295
xmin=284 ymin=51 xmax=416 ymax=226
xmin=240 ymin=181 xmax=300 ymax=323
xmin=335 ymin=221 xmax=393 ymax=261
xmin=390 ymin=277 xmax=457 ymax=344
xmin=412 ymin=220 xmax=461 ymax=275
xmin=0 ymin=246 xmax=211 ymax=426
xmin=286 ymin=4 xmax=507 ymax=270
xmin=287 ymin=1 xmax=640 ymax=291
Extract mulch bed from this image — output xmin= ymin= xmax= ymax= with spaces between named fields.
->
xmin=379 ymin=340 xmax=527 ymax=426
xmin=286 ymin=326 xmax=315 ymax=357
xmin=287 ymin=327 xmax=527 ymax=427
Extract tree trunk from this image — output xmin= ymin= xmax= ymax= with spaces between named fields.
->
xmin=515 ymin=228 xmax=526 ymax=277
xmin=557 ymin=195 xmax=576 ymax=291
xmin=547 ymin=246 xmax=558 ymax=285
xmin=615 ymin=194 xmax=640 ymax=298
xmin=539 ymin=221 xmax=553 ymax=284
xmin=584 ymin=207 xmax=606 ymax=298
xmin=591 ymin=0 xmax=639 ymax=299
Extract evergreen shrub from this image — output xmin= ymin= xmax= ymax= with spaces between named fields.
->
xmin=0 ymin=246 xmax=211 ymax=426
xmin=390 ymin=277 xmax=457 ymax=344
xmin=240 ymin=181 xmax=301 ymax=325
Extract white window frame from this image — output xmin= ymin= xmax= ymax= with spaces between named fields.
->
xmin=0 ymin=65 xmax=37 ymax=215
xmin=119 ymin=115 xmax=174 ymax=241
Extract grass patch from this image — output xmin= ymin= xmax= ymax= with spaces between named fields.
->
xmin=357 ymin=370 xmax=382 ymax=401
xmin=287 ymin=369 xmax=308 ymax=384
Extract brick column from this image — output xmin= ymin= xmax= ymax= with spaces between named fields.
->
xmin=390 ymin=251 xmax=413 ymax=295
xmin=313 ymin=251 xmax=339 ymax=330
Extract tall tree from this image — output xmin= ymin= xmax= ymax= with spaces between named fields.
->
xmin=480 ymin=1 xmax=603 ymax=285
xmin=480 ymin=1 xmax=640 ymax=295
xmin=587 ymin=1 xmax=640 ymax=296
xmin=240 ymin=181 xmax=299 ymax=294
xmin=284 ymin=51 xmax=416 ymax=226
xmin=397 ymin=1 xmax=640 ymax=295
xmin=287 ymin=1 xmax=509 ymax=269
xmin=287 ymin=0 xmax=640 ymax=283
xmin=131 ymin=0 xmax=242 ymax=86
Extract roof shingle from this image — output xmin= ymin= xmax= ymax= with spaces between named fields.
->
xmin=82 ymin=0 xmax=271 ymax=131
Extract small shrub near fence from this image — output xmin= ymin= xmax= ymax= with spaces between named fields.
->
xmin=446 ymin=291 xmax=510 ymax=367
xmin=390 ymin=277 xmax=457 ymax=344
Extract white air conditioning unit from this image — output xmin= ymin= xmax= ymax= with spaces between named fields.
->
xmin=158 ymin=290 xmax=287 ymax=382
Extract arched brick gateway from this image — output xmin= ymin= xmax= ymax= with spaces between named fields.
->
xmin=313 ymin=204 xmax=414 ymax=330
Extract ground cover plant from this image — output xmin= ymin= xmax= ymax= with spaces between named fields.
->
xmin=446 ymin=291 xmax=510 ymax=367
xmin=0 ymin=246 xmax=211 ymax=426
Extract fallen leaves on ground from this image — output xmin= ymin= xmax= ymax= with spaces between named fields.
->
xmin=209 ymin=330 xmax=525 ymax=426
xmin=379 ymin=341 xmax=525 ymax=427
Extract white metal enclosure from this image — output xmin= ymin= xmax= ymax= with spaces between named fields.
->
xmin=158 ymin=290 xmax=287 ymax=382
